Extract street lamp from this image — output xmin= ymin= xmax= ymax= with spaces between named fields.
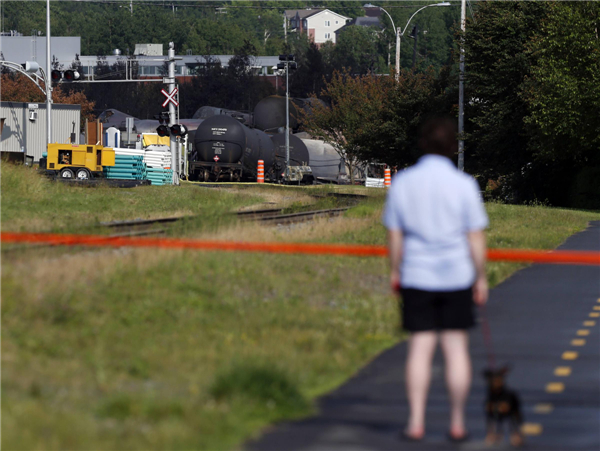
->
xmin=277 ymin=54 xmax=297 ymax=182
xmin=46 ymin=0 xmax=52 ymax=145
xmin=365 ymin=2 xmax=450 ymax=80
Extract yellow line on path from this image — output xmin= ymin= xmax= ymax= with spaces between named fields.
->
xmin=533 ymin=404 xmax=553 ymax=414
xmin=571 ymin=339 xmax=586 ymax=346
xmin=546 ymin=382 xmax=565 ymax=393
xmin=589 ymin=312 xmax=600 ymax=318
xmin=554 ymin=367 xmax=572 ymax=376
xmin=594 ymin=306 xmax=600 ymax=311
xmin=522 ymin=423 xmax=543 ymax=435
xmin=562 ymin=351 xmax=578 ymax=360
xmin=584 ymin=321 xmax=596 ymax=327
xmin=577 ymin=329 xmax=590 ymax=336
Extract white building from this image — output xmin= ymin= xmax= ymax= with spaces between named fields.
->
xmin=0 ymin=101 xmax=81 ymax=161
xmin=285 ymin=9 xmax=351 ymax=45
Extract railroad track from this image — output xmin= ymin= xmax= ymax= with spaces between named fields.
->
xmin=2 ymin=201 xmax=358 ymax=252
xmin=253 ymin=207 xmax=350 ymax=225
xmin=95 ymin=206 xmax=349 ymax=237
xmin=99 ymin=216 xmax=194 ymax=237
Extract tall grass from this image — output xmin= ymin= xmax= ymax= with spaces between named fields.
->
xmin=2 ymin=164 xmax=599 ymax=450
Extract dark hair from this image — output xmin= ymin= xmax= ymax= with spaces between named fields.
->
xmin=418 ymin=115 xmax=458 ymax=158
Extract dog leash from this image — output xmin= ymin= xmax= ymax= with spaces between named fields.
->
xmin=479 ymin=304 xmax=497 ymax=369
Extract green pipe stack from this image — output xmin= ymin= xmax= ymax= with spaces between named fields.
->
xmin=104 ymin=155 xmax=147 ymax=180
xmin=146 ymin=168 xmax=174 ymax=186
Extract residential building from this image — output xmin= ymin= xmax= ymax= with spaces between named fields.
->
xmin=285 ymin=9 xmax=350 ymax=45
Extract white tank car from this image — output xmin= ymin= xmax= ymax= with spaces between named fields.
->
xmin=301 ymin=138 xmax=349 ymax=183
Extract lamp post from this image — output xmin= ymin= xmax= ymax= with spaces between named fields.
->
xmin=46 ymin=0 xmax=52 ymax=145
xmin=365 ymin=2 xmax=450 ymax=80
xmin=277 ymin=54 xmax=297 ymax=182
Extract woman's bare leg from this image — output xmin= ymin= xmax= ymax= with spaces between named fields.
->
xmin=440 ymin=330 xmax=471 ymax=436
xmin=405 ymin=331 xmax=438 ymax=436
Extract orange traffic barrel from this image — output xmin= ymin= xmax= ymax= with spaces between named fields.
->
xmin=384 ymin=167 xmax=391 ymax=188
xmin=257 ymin=160 xmax=265 ymax=183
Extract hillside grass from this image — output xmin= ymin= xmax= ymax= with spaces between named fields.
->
xmin=2 ymin=164 xmax=599 ymax=450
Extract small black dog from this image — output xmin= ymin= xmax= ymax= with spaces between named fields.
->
xmin=484 ymin=366 xmax=524 ymax=447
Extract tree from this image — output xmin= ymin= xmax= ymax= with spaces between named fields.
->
xmin=462 ymin=2 xmax=548 ymax=200
xmin=0 ymin=72 xmax=95 ymax=126
xmin=360 ymin=67 xmax=454 ymax=169
xmin=301 ymin=70 xmax=391 ymax=183
xmin=523 ymin=2 xmax=600 ymax=165
xmin=332 ymin=26 xmax=386 ymax=74
xmin=289 ymin=42 xmax=328 ymax=98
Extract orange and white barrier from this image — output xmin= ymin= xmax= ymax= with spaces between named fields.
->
xmin=257 ymin=160 xmax=264 ymax=183
xmin=384 ymin=168 xmax=392 ymax=188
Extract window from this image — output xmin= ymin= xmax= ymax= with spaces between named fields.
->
xmin=336 ymin=21 xmax=339 ymax=24
xmin=325 ymin=32 xmax=331 ymax=39
xmin=325 ymin=20 xmax=331 ymax=27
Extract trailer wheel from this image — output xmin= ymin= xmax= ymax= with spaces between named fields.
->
xmin=60 ymin=168 xmax=75 ymax=179
xmin=75 ymin=168 xmax=91 ymax=180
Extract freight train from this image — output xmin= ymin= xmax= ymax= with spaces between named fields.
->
xmin=105 ymin=95 xmax=347 ymax=184
xmin=190 ymin=115 xmax=312 ymax=183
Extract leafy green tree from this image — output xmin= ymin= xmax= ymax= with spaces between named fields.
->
xmin=332 ymin=26 xmax=386 ymax=74
xmin=523 ymin=2 xmax=600 ymax=165
xmin=289 ymin=42 xmax=328 ymax=98
xmin=302 ymin=70 xmax=391 ymax=182
xmin=462 ymin=2 xmax=548 ymax=195
xmin=361 ymin=67 xmax=455 ymax=169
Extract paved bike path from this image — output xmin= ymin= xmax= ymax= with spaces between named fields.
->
xmin=247 ymin=221 xmax=600 ymax=451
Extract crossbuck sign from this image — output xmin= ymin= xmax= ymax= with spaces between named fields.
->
xmin=161 ymin=88 xmax=179 ymax=107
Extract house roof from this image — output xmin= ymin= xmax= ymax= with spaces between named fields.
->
xmin=284 ymin=9 xmax=323 ymax=20
xmin=285 ymin=9 xmax=350 ymax=22
xmin=354 ymin=17 xmax=383 ymax=28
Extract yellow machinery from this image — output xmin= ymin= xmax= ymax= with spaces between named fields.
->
xmin=42 ymin=144 xmax=115 ymax=180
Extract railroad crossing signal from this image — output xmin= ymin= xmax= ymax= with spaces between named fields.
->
xmin=51 ymin=69 xmax=80 ymax=83
xmin=161 ymin=88 xmax=179 ymax=107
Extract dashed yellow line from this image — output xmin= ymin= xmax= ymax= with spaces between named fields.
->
xmin=571 ymin=339 xmax=586 ymax=346
xmin=522 ymin=423 xmax=543 ymax=435
xmin=562 ymin=351 xmax=578 ymax=360
xmin=593 ymin=306 xmax=600 ymax=311
xmin=554 ymin=366 xmax=572 ymax=376
xmin=589 ymin=312 xmax=600 ymax=318
xmin=584 ymin=320 xmax=596 ymax=327
xmin=533 ymin=403 xmax=553 ymax=414
xmin=546 ymin=382 xmax=565 ymax=393
xmin=577 ymin=329 xmax=590 ymax=336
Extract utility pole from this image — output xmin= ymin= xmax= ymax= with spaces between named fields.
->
xmin=285 ymin=59 xmax=289 ymax=179
xmin=167 ymin=42 xmax=179 ymax=185
xmin=283 ymin=13 xmax=287 ymax=44
xmin=46 ymin=0 xmax=52 ymax=145
xmin=412 ymin=24 xmax=418 ymax=69
xmin=458 ymin=0 xmax=466 ymax=171
xmin=395 ymin=28 xmax=400 ymax=81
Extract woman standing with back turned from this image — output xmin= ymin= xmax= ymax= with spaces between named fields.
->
xmin=383 ymin=116 xmax=489 ymax=442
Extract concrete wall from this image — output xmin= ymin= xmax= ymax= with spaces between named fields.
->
xmin=0 ymin=102 xmax=81 ymax=161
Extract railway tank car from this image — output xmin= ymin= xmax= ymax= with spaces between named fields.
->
xmin=191 ymin=115 xmax=276 ymax=182
xmin=270 ymin=132 xmax=313 ymax=183
xmin=253 ymin=96 xmax=301 ymax=133
xmin=301 ymin=138 xmax=347 ymax=183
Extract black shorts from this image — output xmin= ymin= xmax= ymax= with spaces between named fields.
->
xmin=400 ymin=287 xmax=476 ymax=332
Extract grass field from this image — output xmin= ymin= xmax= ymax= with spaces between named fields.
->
xmin=2 ymin=164 xmax=599 ymax=450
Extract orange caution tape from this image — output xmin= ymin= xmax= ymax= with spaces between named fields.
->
xmin=1 ymin=231 xmax=599 ymax=265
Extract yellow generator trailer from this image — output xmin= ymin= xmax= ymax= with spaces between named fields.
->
xmin=41 ymin=144 xmax=115 ymax=180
